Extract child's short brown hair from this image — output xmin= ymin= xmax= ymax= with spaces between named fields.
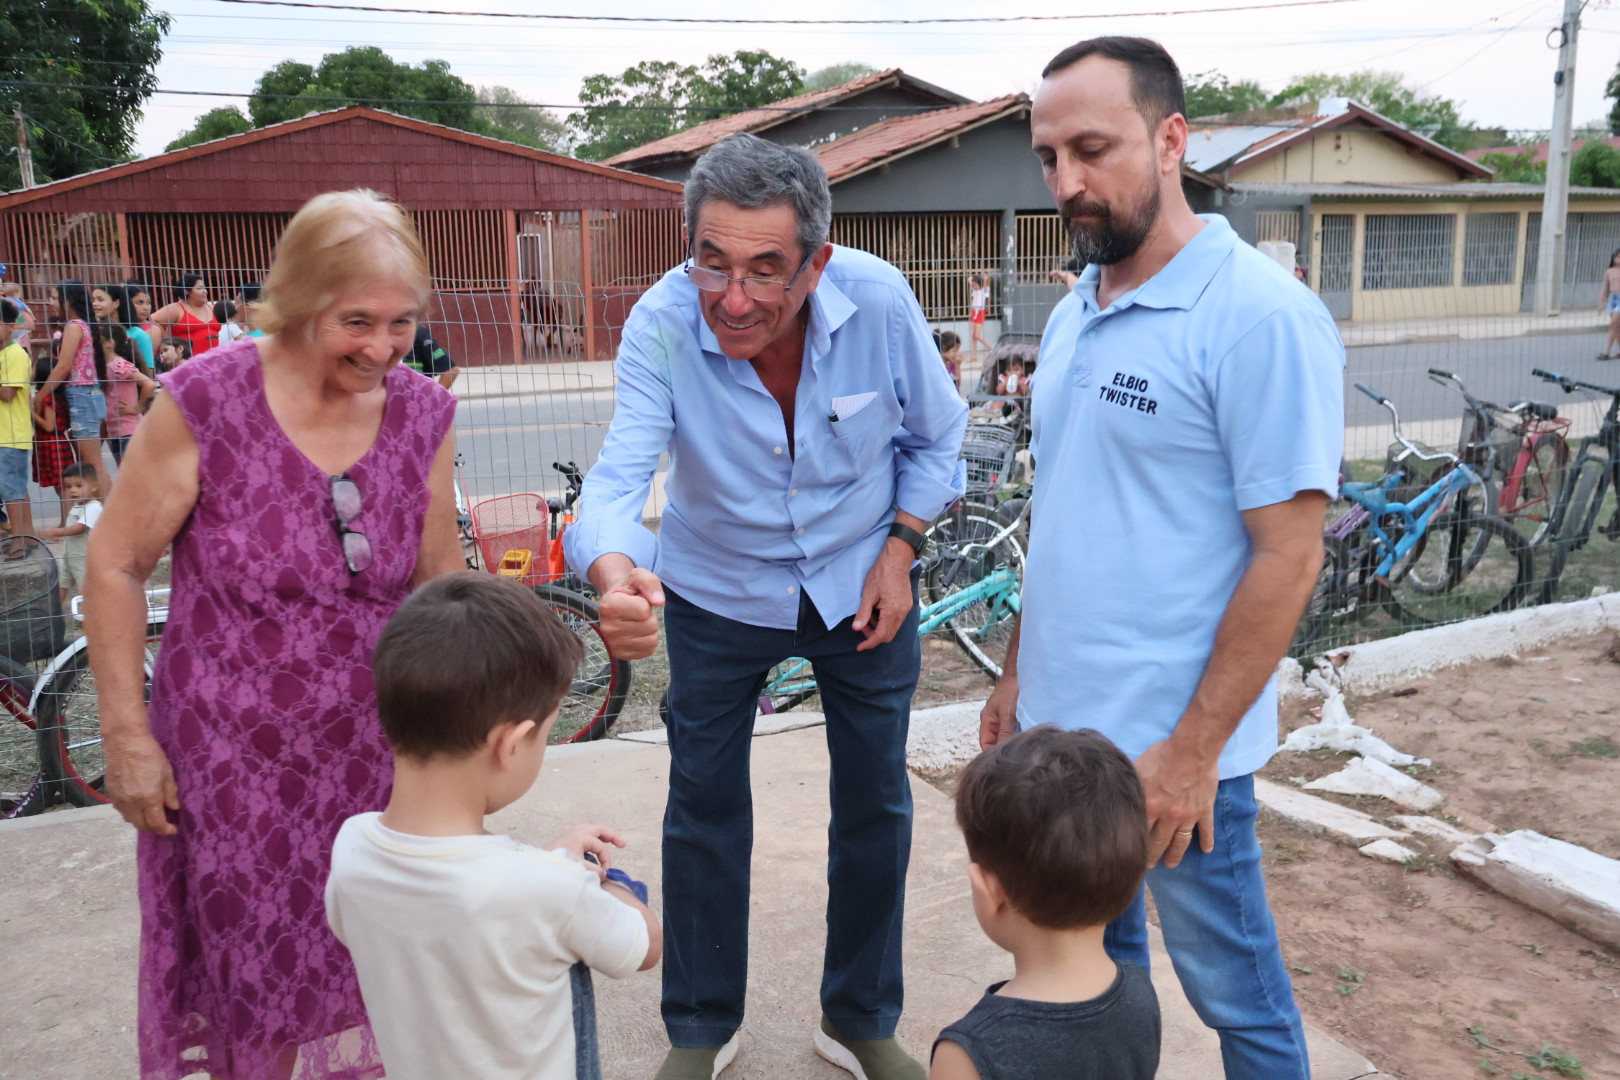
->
xmin=373 ymin=573 xmax=583 ymax=759
xmin=955 ymin=726 xmax=1148 ymax=929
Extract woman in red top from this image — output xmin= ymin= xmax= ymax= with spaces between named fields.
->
xmin=150 ymin=274 xmax=219 ymax=359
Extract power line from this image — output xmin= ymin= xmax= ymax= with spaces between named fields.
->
xmin=209 ymin=0 xmax=1373 ymax=24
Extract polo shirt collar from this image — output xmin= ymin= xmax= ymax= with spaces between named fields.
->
xmin=694 ymin=271 xmax=857 ymax=362
xmin=1075 ymin=213 xmax=1237 ymax=314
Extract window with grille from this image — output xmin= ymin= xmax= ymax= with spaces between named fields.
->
xmin=1461 ymin=213 xmax=1518 ymax=286
xmin=1361 ymin=213 xmax=1456 ymax=290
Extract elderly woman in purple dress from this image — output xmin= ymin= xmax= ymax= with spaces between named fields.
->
xmin=85 ymin=189 xmax=463 ymax=1079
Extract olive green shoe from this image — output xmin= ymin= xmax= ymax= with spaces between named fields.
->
xmin=813 ymin=1015 xmax=926 ymax=1080
xmin=653 ymin=1032 xmax=740 ymax=1079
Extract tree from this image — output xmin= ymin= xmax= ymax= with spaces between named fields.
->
xmin=475 ymin=86 xmax=572 ymax=154
xmin=804 ymin=63 xmax=878 ymax=93
xmin=166 ymin=107 xmax=254 ymax=152
xmin=1571 ymin=140 xmax=1620 ymax=188
xmin=245 ymin=47 xmax=478 ymax=130
xmin=569 ymin=50 xmax=805 ymax=161
xmin=1183 ymin=71 xmax=1269 ymax=118
xmin=1267 ymin=70 xmax=1471 ymax=151
xmin=1608 ymin=60 xmax=1620 ymax=135
xmin=0 ymin=0 xmax=170 ymax=189
xmin=1477 ymin=149 xmax=1545 ymax=184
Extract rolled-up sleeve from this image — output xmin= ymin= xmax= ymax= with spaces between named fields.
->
xmin=562 ymin=308 xmax=674 ymax=578
xmin=888 ymin=293 xmax=968 ymax=520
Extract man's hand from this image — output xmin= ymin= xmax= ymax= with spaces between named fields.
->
xmin=596 ymin=567 xmax=665 ymax=659
xmin=551 ymin=823 xmax=626 ymax=876
xmin=979 ymin=673 xmax=1019 ymax=749
xmin=852 ymin=538 xmax=914 ymax=652
xmin=1135 ymin=736 xmax=1219 ymax=869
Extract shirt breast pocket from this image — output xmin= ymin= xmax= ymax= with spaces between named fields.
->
xmin=824 ymin=401 xmax=897 ymax=483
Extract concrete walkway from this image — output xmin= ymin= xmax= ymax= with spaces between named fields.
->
xmin=0 ymin=727 xmax=1376 ymax=1079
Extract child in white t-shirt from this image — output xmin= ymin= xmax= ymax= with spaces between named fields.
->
xmin=326 ymin=573 xmax=662 ymax=1080
xmin=39 ymin=462 xmax=101 ymax=605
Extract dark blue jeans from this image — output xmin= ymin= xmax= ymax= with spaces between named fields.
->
xmin=1103 ymin=774 xmax=1311 ymax=1080
xmin=660 ymin=578 xmax=920 ymax=1048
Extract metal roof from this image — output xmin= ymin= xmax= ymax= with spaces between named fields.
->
xmin=1185 ymin=122 xmax=1305 ymax=173
xmin=1230 ymin=181 xmax=1620 ymax=199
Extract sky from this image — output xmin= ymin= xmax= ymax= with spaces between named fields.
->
xmin=131 ymin=0 xmax=1620 ymax=157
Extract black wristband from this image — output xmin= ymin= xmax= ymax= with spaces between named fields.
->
xmin=887 ymin=522 xmax=927 ymax=556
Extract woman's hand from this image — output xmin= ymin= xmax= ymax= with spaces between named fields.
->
xmin=104 ymin=732 xmax=179 ymax=836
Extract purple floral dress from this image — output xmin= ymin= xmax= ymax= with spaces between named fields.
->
xmin=138 ymin=339 xmax=456 ymax=1079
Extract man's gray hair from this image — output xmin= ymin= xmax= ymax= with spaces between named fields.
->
xmin=684 ymin=134 xmax=832 ymax=261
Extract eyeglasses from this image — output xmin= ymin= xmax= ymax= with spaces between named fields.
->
xmin=683 ymin=252 xmax=813 ymax=303
xmin=330 ymin=474 xmax=373 ymax=576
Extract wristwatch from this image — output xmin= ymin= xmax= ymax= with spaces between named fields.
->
xmin=887 ymin=522 xmax=928 ymax=557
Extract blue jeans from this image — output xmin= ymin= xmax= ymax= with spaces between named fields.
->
xmin=64 ymin=384 xmax=106 ymax=439
xmin=1104 ymin=774 xmax=1310 ymax=1080
xmin=660 ymin=576 xmax=920 ymax=1048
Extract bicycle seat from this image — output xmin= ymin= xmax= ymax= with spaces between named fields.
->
xmin=1340 ymin=479 xmax=1394 ymax=514
xmin=1524 ymin=402 xmax=1559 ymax=422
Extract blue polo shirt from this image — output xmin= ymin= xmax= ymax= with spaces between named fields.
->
xmin=1017 ymin=215 xmax=1343 ymax=778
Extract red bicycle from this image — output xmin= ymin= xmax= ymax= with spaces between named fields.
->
xmin=1428 ymin=369 xmax=1570 ymax=548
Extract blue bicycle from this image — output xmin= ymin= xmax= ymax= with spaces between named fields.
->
xmin=1295 ymin=383 xmax=1533 ymax=652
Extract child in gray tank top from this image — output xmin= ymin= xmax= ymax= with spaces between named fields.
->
xmin=930 ymin=726 xmax=1160 ymax=1080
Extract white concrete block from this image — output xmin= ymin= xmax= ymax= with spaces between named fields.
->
xmin=1304 ymin=757 xmax=1445 ymax=812
xmin=1281 ymin=720 xmax=1429 ymax=768
xmin=1255 ymin=778 xmax=1406 ymax=847
xmin=905 ymin=700 xmax=985 ymax=774
xmin=1359 ymin=838 xmax=1420 ymax=864
xmin=1452 ymin=830 xmax=1620 ymax=950
xmin=1389 ymin=815 xmax=1476 ymax=846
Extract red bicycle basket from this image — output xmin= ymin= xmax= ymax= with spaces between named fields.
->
xmin=470 ymin=495 xmax=559 ymax=585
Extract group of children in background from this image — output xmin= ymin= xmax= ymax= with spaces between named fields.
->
xmin=328 ymin=572 xmax=1160 ymax=1080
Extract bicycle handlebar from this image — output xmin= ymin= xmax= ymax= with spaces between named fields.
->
xmin=1532 ymin=368 xmax=1620 ymax=398
xmin=1357 ymin=381 xmax=1459 ymax=465
xmin=1354 ymin=381 xmax=1387 ymax=405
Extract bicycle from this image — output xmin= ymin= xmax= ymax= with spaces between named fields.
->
xmin=469 ymin=461 xmax=631 ymax=744
xmin=1426 ymin=368 xmax=1570 ymax=548
xmin=1531 ymin=367 xmax=1620 ymax=604
xmin=1292 ymin=383 xmax=1533 ymax=654
xmin=735 ymin=500 xmax=1028 ymax=714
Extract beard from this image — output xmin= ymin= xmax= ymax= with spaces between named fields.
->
xmin=1061 ymin=183 xmax=1161 ymax=267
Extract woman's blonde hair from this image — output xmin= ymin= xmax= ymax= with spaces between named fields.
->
xmin=259 ymin=189 xmax=431 ymax=337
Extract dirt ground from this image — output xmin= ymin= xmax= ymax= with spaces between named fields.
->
xmin=1258 ymin=631 xmax=1620 ymax=1080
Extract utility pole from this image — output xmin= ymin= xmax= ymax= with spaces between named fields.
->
xmin=1534 ymin=0 xmax=1584 ymax=317
xmin=12 ymin=104 xmax=35 ymax=189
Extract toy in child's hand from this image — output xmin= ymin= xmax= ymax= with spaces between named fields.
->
xmin=584 ymin=853 xmax=650 ymax=905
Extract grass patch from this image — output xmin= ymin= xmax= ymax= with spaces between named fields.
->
xmin=1569 ymin=735 xmax=1619 ymax=759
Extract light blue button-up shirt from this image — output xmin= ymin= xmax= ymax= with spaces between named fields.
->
xmin=564 ymin=245 xmax=968 ymax=630
xmin=1016 ymin=215 xmax=1344 ymax=779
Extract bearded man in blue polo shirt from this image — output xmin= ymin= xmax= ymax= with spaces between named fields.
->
xmin=566 ymin=134 xmax=967 ymax=1080
xmin=980 ymin=38 xmax=1344 ymax=1080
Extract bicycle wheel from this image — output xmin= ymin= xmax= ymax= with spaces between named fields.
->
xmin=1288 ymin=533 xmax=1352 ymax=659
xmin=531 ymin=583 xmax=631 ymax=744
xmin=1500 ymin=433 xmax=1569 ymax=548
xmin=923 ymin=502 xmax=1026 ymax=680
xmin=0 ymin=656 xmax=44 ymax=817
xmin=35 ymin=621 xmax=164 ymax=808
xmin=1399 ymin=471 xmax=1497 ymax=589
xmin=1538 ymin=459 xmax=1607 ymax=604
xmin=1385 ymin=511 xmax=1532 ymax=625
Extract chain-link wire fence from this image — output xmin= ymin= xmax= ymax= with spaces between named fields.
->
xmin=2 ymin=198 xmax=1618 ymax=817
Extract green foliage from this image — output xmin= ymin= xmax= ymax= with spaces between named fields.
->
xmin=0 ymin=0 xmax=171 ymax=189
xmin=165 ymin=106 xmax=253 ymax=152
xmin=246 ymin=47 xmax=478 ymax=130
xmin=1479 ymin=149 xmax=1546 ymax=184
xmin=1607 ymin=60 xmax=1620 ymax=135
xmin=1267 ymin=70 xmax=1471 ymax=151
xmin=1570 ymin=141 xmax=1620 ymax=188
xmin=569 ymin=50 xmax=805 ymax=161
xmin=475 ymin=85 xmax=572 ymax=154
xmin=804 ymin=63 xmax=878 ymax=93
xmin=1184 ymin=70 xmax=1269 ymax=118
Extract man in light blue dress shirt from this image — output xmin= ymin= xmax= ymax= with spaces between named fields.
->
xmin=979 ymin=39 xmax=1344 ymax=1080
xmin=564 ymin=134 xmax=967 ymax=1080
